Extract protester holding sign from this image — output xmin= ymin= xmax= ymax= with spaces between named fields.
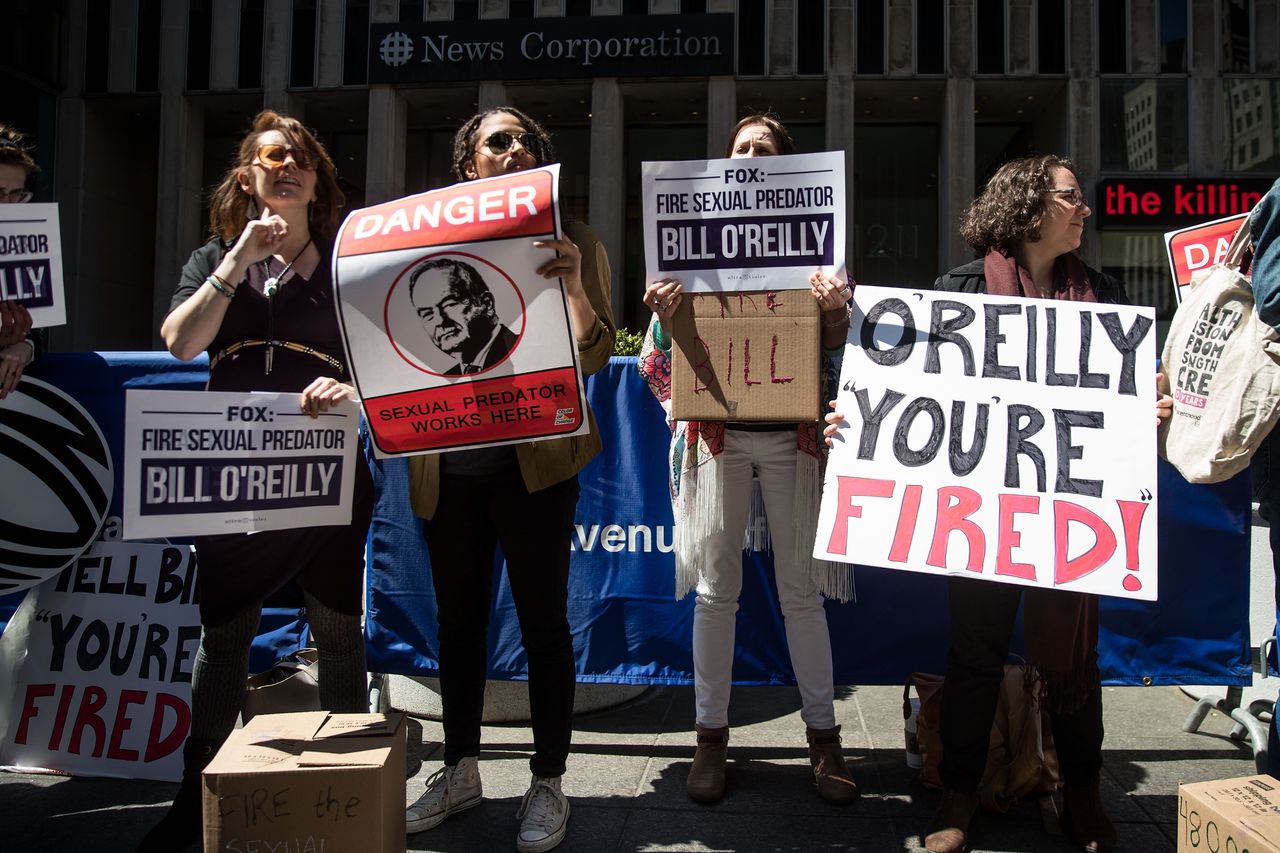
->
xmin=637 ymin=114 xmax=858 ymax=806
xmin=864 ymin=155 xmax=1159 ymax=853
xmin=139 ymin=111 xmax=373 ymax=852
xmin=403 ymin=107 xmax=615 ymax=853
xmin=0 ymin=124 xmax=41 ymax=399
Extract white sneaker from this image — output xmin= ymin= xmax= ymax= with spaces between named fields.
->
xmin=516 ymin=775 xmax=570 ymax=853
xmin=405 ymin=756 xmax=483 ymax=833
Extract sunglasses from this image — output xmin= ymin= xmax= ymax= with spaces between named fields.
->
xmin=481 ymin=131 xmax=543 ymax=158
xmin=255 ymin=143 xmax=316 ymax=170
xmin=1046 ymin=187 xmax=1089 ymax=209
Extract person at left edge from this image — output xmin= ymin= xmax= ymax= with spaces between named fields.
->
xmin=0 ymin=123 xmax=42 ymax=399
xmin=138 ymin=111 xmax=374 ymax=853
xmin=404 ymin=107 xmax=615 ymax=853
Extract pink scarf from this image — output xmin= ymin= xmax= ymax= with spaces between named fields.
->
xmin=983 ymin=247 xmax=1097 ymax=303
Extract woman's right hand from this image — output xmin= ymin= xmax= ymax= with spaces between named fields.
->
xmin=227 ymin=206 xmax=289 ymax=267
xmin=644 ymin=278 xmax=684 ymax=328
xmin=0 ymin=301 xmax=32 ymax=347
xmin=823 ymin=399 xmax=846 ymax=447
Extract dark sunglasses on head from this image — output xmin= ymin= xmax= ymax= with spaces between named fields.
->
xmin=255 ymin=143 xmax=316 ymax=170
xmin=482 ymin=131 xmax=542 ymax=158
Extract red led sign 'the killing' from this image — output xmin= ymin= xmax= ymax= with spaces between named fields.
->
xmin=1095 ymin=178 xmax=1273 ymax=229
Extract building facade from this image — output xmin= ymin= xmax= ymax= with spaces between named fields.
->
xmin=2 ymin=0 xmax=1278 ymax=350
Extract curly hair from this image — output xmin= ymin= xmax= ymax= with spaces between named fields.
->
xmin=452 ymin=107 xmax=555 ymax=182
xmin=207 ymin=110 xmax=344 ymax=244
xmin=724 ymin=113 xmax=795 ymax=157
xmin=959 ymin=155 xmax=1076 ymax=254
xmin=0 ymin=124 xmax=39 ymax=177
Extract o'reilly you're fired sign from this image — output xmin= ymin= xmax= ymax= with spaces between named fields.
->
xmin=370 ymin=13 xmax=734 ymax=83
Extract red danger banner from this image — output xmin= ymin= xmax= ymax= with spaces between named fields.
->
xmin=1164 ymin=214 xmax=1251 ymax=304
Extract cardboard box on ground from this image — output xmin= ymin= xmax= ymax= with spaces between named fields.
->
xmin=1177 ymin=774 xmax=1280 ymax=853
xmin=203 ymin=711 xmax=406 ymax=853
xmin=670 ymin=289 xmax=821 ymax=422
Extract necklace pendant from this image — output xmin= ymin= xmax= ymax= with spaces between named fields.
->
xmin=264 ymin=276 xmax=280 ymax=297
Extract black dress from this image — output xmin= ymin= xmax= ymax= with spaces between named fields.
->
xmin=171 ymin=239 xmax=374 ymax=626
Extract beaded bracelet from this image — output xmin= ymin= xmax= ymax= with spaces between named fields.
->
xmin=206 ymin=273 xmax=236 ymax=299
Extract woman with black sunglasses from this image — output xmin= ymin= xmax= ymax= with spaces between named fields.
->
xmin=402 ymin=107 xmax=615 ymax=853
xmin=139 ymin=111 xmax=373 ymax=852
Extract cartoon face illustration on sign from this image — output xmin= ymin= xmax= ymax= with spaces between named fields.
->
xmin=387 ymin=252 xmax=525 ymax=377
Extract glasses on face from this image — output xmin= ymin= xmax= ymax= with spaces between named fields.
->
xmin=0 ymin=188 xmax=33 ymax=204
xmin=255 ymin=143 xmax=316 ymax=170
xmin=481 ymin=131 xmax=542 ymax=159
xmin=1047 ymin=187 xmax=1089 ymax=209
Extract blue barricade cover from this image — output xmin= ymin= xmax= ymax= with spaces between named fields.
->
xmin=1 ymin=354 xmax=1254 ymax=686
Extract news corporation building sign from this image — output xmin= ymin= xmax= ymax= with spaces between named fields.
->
xmin=369 ymin=13 xmax=735 ymax=83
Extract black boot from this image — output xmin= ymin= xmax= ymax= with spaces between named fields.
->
xmin=137 ymin=738 xmax=217 ymax=852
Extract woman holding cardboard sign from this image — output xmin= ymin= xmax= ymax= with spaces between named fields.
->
xmin=140 ymin=111 xmax=373 ymax=853
xmin=637 ymin=114 xmax=857 ymax=806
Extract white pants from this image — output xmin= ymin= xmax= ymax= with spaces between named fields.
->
xmin=692 ymin=429 xmax=837 ymax=730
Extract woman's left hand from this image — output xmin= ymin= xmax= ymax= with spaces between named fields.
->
xmin=300 ymin=376 xmax=357 ymax=418
xmin=810 ymin=270 xmax=852 ymax=312
xmin=1156 ymin=372 xmax=1174 ymax=425
xmin=534 ymin=236 xmax=584 ymax=296
xmin=822 ymin=399 xmax=846 ymax=447
xmin=0 ymin=340 xmax=33 ymax=400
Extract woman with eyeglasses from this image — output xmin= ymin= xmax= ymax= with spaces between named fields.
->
xmin=0 ymin=123 xmax=40 ymax=399
xmin=826 ymin=155 xmax=1159 ymax=853
xmin=139 ymin=111 xmax=373 ymax=852
xmin=403 ymin=107 xmax=615 ymax=853
xmin=637 ymin=114 xmax=858 ymax=806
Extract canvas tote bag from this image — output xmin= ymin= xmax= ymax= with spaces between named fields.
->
xmin=1160 ymin=221 xmax=1280 ymax=483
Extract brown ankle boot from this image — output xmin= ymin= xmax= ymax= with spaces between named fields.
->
xmin=686 ymin=724 xmax=729 ymax=803
xmin=924 ymin=788 xmax=979 ymax=853
xmin=806 ymin=725 xmax=859 ymax=804
xmin=1062 ymin=783 xmax=1117 ymax=852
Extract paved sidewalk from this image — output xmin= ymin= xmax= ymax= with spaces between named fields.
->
xmin=1 ymin=682 xmax=1266 ymax=852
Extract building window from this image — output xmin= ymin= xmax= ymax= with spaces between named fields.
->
xmin=1159 ymin=0 xmax=1187 ymax=73
xmin=454 ymin=0 xmax=479 ymax=19
xmin=683 ymin=0 xmax=707 ymax=12
xmin=1224 ymin=0 xmax=1251 ymax=72
xmin=856 ymin=0 xmax=885 ymax=75
xmin=1223 ymin=79 xmax=1279 ymax=172
xmin=796 ymin=2 xmax=826 ymax=75
xmin=1100 ymin=78 xmax=1188 ymax=172
xmin=399 ymin=1 xmax=425 ymax=21
xmin=187 ymin=0 xmax=212 ymax=90
xmin=291 ymin=0 xmax=318 ymax=88
xmin=344 ymin=0 xmax=370 ymax=85
xmin=1037 ymin=0 xmax=1065 ymax=73
xmin=738 ymin=0 xmax=767 ymax=75
xmin=624 ymin=0 xmax=648 ymax=13
xmin=565 ymin=0 xmax=591 ymax=16
xmin=975 ymin=0 xmax=1005 ymax=74
xmin=84 ymin=1 xmax=109 ymax=93
xmin=239 ymin=0 xmax=265 ymax=89
xmin=916 ymin=0 xmax=945 ymax=74
xmin=1098 ymin=0 xmax=1128 ymax=73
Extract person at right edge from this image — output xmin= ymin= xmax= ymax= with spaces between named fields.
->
xmin=854 ymin=155 xmax=1170 ymax=853
xmin=1246 ymin=176 xmax=1280 ymax=782
xmin=402 ymin=107 xmax=615 ymax=853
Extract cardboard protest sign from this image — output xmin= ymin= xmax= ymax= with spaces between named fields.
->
xmin=122 ymin=390 xmax=359 ymax=539
xmin=332 ymin=164 xmax=590 ymax=457
xmin=669 ymin=290 xmax=820 ymax=422
xmin=0 ymin=542 xmax=199 ymax=781
xmin=815 ymin=286 xmax=1159 ymax=600
xmin=0 ymin=203 xmax=65 ymax=327
xmin=1165 ymin=213 xmax=1251 ymax=304
xmin=642 ymin=150 xmax=845 ymax=293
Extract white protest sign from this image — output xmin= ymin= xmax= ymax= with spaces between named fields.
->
xmin=332 ymin=164 xmax=589 ymax=457
xmin=1164 ymin=213 xmax=1251 ymax=304
xmin=815 ymin=286 xmax=1159 ymax=601
xmin=642 ymin=150 xmax=845 ymax=292
xmin=122 ymin=390 xmax=358 ymax=538
xmin=0 ymin=542 xmax=199 ymax=781
xmin=0 ymin=203 xmax=65 ymax=327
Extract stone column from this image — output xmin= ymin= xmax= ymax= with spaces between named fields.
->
xmin=54 ymin=0 xmax=89 ymax=351
xmin=590 ymin=77 xmax=625 ymax=315
xmin=1257 ymin=0 xmax=1279 ymax=72
xmin=1129 ymin=0 xmax=1158 ymax=74
xmin=107 ymin=0 xmax=137 ymax=93
xmin=317 ymin=0 xmax=346 ymax=89
xmin=940 ymin=0 xmax=975 ymax=270
xmin=478 ymin=0 xmax=509 ymax=111
xmin=769 ymin=0 xmax=795 ymax=76
xmin=1067 ymin=0 xmax=1100 ymax=266
xmin=367 ymin=0 xmax=407 ymax=205
xmin=1007 ymin=0 xmax=1033 ymax=75
xmin=888 ymin=0 xmax=913 ymax=76
xmin=651 ymin=0 xmax=680 ymax=12
xmin=210 ymin=0 xmax=240 ymax=90
xmin=828 ymin=0 xmax=855 ymax=275
xmin=1188 ymin=0 xmax=1222 ymax=176
xmin=153 ymin=0 xmax=206 ymax=345
xmin=263 ymin=0 xmax=298 ymax=114
xmin=706 ymin=0 xmax=737 ymax=156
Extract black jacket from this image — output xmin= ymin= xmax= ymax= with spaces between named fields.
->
xmin=932 ymin=257 xmax=1131 ymax=306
